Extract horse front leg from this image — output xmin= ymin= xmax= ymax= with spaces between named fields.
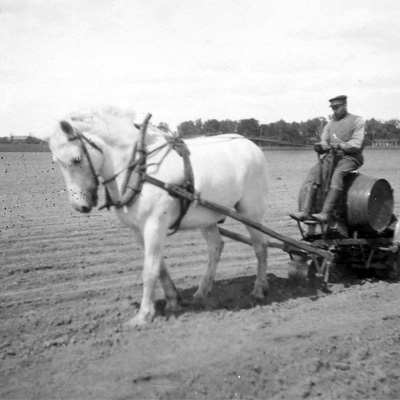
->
xmin=126 ymin=217 xmax=180 ymax=327
xmin=193 ymin=224 xmax=224 ymax=302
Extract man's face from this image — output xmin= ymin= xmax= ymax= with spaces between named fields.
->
xmin=331 ymin=103 xmax=347 ymax=120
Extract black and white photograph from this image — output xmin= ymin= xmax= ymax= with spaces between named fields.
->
xmin=1 ymin=1 xmax=400 ymax=399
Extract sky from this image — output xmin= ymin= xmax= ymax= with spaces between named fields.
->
xmin=1 ymin=0 xmax=400 ymax=136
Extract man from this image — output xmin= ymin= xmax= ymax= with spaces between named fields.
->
xmin=290 ymin=95 xmax=365 ymax=223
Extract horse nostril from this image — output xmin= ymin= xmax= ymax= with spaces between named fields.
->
xmin=81 ymin=206 xmax=90 ymax=213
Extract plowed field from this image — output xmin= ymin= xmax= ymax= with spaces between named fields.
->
xmin=1 ymin=149 xmax=400 ymax=399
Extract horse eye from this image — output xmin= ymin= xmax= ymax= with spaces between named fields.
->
xmin=72 ymin=157 xmax=82 ymax=165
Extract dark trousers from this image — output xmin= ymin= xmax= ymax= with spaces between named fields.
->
xmin=306 ymin=154 xmax=362 ymax=191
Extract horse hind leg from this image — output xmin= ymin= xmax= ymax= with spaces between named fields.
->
xmin=193 ymin=224 xmax=224 ymax=302
xmin=248 ymin=228 xmax=269 ymax=299
xmin=236 ymin=202 xmax=269 ymax=300
xmin=159 ymin=259 xmax=182 ymax=315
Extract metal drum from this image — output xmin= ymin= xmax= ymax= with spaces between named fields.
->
xmin=346 ymin=174 xmax=394 ymax=233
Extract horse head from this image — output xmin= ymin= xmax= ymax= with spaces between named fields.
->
xmin=48 ymin=107 xmax=174 ymax=214
xmin=49 ymin=119 xmax=102 ymax=213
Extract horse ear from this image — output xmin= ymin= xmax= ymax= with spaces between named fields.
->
xmin=60 ymin=120 xmax=76 ymax=138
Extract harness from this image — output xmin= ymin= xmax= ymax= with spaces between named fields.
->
xmin=70 ymin=114 xmax=195 ymax=233
xmin=65 ymin=124 xmax=103 ymax=189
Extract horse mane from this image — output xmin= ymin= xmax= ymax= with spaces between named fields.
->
xmin=64 ymin=106 xmax=173 ymax=148
xmin=69 ymin=106 xmax=136 ymax=129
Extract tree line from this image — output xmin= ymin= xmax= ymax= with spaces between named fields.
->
xmin=0 ymin=136 xmax=45 ymax=144
xmin=174 ymin=117 xmax=400 ymax=146
xmin=1 ymin=117 xmax=399 ymax=147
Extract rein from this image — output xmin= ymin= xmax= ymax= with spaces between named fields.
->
xmin=237 ymin=136 xmax=315 ymax=148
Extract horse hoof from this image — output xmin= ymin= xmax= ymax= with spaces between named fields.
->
xmin=165 ymin=302 xmax=183 ymax=315
xmin=125 ymin=315 xmax=151 ymax=329
xmin=192 ymin=291 xmax=207 ymax=303
xmin=250 ymin=288 xmax=267 ymax=301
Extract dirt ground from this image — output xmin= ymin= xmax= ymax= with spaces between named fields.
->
xmin=1 ymin=149 xmax=400 ymax=400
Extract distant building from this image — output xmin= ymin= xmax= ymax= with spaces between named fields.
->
xmin=371 ymin=138 xmax=399 ymax=147
xmin=10 ymin=135 xmax=29 ymax=142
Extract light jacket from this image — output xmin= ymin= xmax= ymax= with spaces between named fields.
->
xmin=320 ymin=112 xmax=365 ymax=164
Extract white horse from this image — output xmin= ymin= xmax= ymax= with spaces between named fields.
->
xmin=46 ymin=107 xmax=269 ymax=326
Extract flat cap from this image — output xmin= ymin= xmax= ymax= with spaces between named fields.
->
xmin=329 ymin=95 xmax=347 ymax=106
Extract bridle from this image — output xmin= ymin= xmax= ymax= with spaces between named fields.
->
xmin=65 ymin=114 xmax=152 ymax=210
xmin=65 ymin=114 xmax=195 ymax=231
xmin=67 ymin=127 xmax=103 ymax=190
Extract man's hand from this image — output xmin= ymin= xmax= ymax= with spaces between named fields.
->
xmin=331 ymin=143 xmax=340 ymax=151
xmin=331 ymin=143 xmax=344 ymax=157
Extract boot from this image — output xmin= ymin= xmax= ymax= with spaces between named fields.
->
xmin=312 ymin=188 xmax=342 ymax=223
xmin=289 ymin=184 xmax=318 ymax=221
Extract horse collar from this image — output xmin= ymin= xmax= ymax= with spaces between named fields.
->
xmin=95 ymin=114 xmax=195 ymax=233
